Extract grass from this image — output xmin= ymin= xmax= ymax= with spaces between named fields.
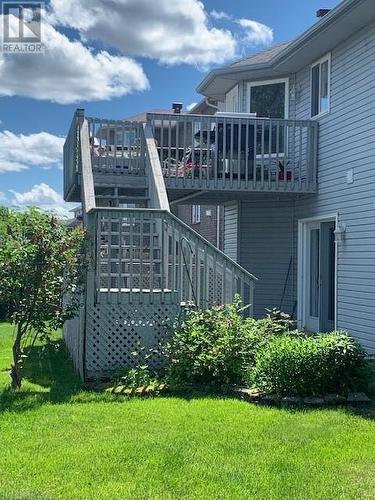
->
xmin=0 ymin=322 xmax=374 ymax=500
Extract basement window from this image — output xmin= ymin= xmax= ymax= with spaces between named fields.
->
xmin=311 ymin=54 xmax=331 ymax=117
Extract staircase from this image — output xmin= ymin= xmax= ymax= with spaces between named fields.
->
xmin=63 ymin=109 xmax=257 ymax=379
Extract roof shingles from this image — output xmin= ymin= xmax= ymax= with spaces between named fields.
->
xmin=230 ymin=41 xmax=292 ymax=68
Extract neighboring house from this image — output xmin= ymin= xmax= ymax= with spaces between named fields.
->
xmin=63 ymin=0 xmax=375 ymax=379
xmin=66 ymin=206 xmax=83 ymax=228
xmin=172 ymin=204 xmax=224 ymax=250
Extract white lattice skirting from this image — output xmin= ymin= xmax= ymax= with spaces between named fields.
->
xmin=84 ymin=303 xmax=180 ymax=379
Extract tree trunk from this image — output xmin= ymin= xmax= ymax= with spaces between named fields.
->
xmin=10 ymin=324 xmax=24 ymax=389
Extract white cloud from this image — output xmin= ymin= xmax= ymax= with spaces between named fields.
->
xmin=49 ymin=0 xmax=237 ymax=67
xmin=0 ymin=130 xmax=65 ymax=173
xmin=238 ymin=19 xmax=274 ymax=46
xmin=10 ymin=183 xmax=73 ymax=218
xmin=186 ymin=102 xmax=198 ymax=111
xmin=0 ymin=15 xmax=149 ymax=104
xmin=210 ymin=10 xmax=231 ymax=21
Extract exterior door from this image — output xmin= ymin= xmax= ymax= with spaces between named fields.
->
xmin=303 ymin=219 xmax=336 ymax=332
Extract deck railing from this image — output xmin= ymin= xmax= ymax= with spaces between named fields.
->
xmin=64 ymin=111 xmax=318 ymax=198
xmin=86 ymin=117 xmax=145 ymax=176
xmin=147 ymin=112 xmax=318 ymax=192
xmin=89 ymin=207 xmax=257 ymax=310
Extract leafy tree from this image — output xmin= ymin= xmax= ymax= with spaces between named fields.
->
xmin=0 ymin=207 xmax=86 ymax=388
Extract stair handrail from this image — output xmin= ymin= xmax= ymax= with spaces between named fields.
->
xmin=166 ymin=210 xmax=257 ymax=283
xmin=87 ymin=206 xmax=258 ymax=284
xmin=79 ymin=117 xmax=96 ymax=214
xmin=90 ymin=206 xmax=257 ymax=311
xmin=143 ymin=122 xmax=170 ymax=211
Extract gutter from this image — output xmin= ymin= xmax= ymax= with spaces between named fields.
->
xmin=197 ymin=0 xmax=365 ymax=95
xmin=273 ymin=0 xmax=363 ymax=68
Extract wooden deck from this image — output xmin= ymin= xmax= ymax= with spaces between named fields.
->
xmin=64 ymin=112 xmax=318 ymax=203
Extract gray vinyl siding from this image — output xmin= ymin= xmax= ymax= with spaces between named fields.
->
xmin=224 ymin=203 xmax=238 ymax=261
xmin=292 ymin=20 xmax=375 ymax=352
xmin=239 ymin=197 xmax=295 ymax=318
xmin=222 ymin=21 xmax=375 ymax=352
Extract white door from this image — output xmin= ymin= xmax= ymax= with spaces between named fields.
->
xmin=301 ymin=219 xmax=336 ymax=332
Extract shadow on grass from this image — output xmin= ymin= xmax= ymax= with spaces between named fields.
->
xmin=0 ymin=339 xmax=85 ymax=413
xmin=166 ymin=389 xmax=375 ymax=419
xmin=1 ymin=338 xmax=374 ymax=419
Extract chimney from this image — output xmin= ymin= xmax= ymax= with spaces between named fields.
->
xmin=316 ymin=8 xmax=331 ymax=18
xmin=172 ymin=102 xmax=183 ymax=114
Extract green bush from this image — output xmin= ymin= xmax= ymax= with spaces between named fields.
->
xmin=247 ymin=332 xmax=367 ymax=396
xmin=165 ymin=298 xmax=293 ymax=386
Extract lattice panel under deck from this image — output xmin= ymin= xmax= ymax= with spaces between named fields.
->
xmin=85 ymin=303 xmax=180 ymax=378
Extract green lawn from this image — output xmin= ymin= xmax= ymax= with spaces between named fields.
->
xmin=0 ymin=322 xmax=374 ymax=500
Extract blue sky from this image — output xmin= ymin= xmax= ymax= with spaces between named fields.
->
xmin=0 ymin=0 xmax=339 ymax=215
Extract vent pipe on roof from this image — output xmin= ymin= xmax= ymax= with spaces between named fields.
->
xmin=316 ymin=8 xmax=331 ymax=18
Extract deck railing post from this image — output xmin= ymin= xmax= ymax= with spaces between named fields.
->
xmin=307 ymin=122 xmax=319 ymax=190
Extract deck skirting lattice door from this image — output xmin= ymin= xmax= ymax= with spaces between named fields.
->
xmin=85 ymin=302 xmax=180 ymax=378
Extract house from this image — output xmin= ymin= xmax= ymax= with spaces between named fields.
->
xmin=66 ymin=206 xmax=83 ymax=228
xmin=63 ymin=0 xmax=375 ymax=378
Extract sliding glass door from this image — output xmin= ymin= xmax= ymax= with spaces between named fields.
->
xmin=302 ymin=219 xmax=336 ymax=332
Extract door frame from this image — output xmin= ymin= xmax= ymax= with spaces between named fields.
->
xmin=297 ymin=213 xmax=338 ymax=331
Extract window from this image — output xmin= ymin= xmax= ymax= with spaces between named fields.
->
xmin=311 ymin=54 xmax=330 ymax=117
xmin=247 ymin=78 xmax=289 ymax=155
xmin=192 ymin=205 xmax=201 ymax=224
xmin=248 ymin=79 xmax=288 ymax=119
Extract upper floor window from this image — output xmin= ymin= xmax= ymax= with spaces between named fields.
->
xmin=192 ymin=205 xmax=201 ymax=225
xmin=248 ymin=79 xmax=289 ymax=119
xmin=311 ymin=54 xmax=331 ymax=117
xmin=247 ymin=79 xmax=289 ymax=155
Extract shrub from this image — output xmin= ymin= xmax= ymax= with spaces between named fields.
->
xmin=109 ymin=343 xmax=161 ymax=389
xmin=247 ymin=332 xmax=367 ymax=396
xmin=236 ymin=310 xmax=302 ymax=369
xmin=264 ymin=308 xmax=296 ymax=334
xmin=165 ymin=298 xmax=294 ymax=386
xmin=0 ymin=207 xmax=86 ymax=388
xmin=114 ymin=366 xmax=160 ymax=389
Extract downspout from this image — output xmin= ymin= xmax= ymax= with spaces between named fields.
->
xmin=216 ymin=205 xmax=220 ymax=249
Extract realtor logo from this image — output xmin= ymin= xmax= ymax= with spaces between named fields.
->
xmin=2 ymin=2 xmax=44 ymax=53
